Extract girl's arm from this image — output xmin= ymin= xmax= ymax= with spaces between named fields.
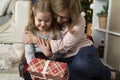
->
xmin=25 ymin=44 xmax=35 ymax=64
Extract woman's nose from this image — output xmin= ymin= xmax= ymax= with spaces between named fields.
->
xmin=57 ymin=17 xmax=62 ymax=23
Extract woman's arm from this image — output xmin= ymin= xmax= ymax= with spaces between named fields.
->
xmin=23 ymin=31 xmax=52 ymax=57
xmin=23 ymin=31 xmax=40 ymax=44
xmin=23 ymin=16 xmax=86 ymax=54
xmin=49 ymin=16 xmax=86 ymax=53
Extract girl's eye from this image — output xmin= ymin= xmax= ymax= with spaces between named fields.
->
xmin=45 ymin=19 xmax=51 ymax=22
xmin=37 ymin=19 xmax=51 ymax=23
xmin=38 ymin=19 xmax=42 ymax=22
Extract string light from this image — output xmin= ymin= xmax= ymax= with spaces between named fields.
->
xmin=90 ymin=3 xmax=94 ymax=9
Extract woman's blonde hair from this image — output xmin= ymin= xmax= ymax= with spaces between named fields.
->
xmin=50 ymin=0 xmax=82 ymax=33
xmin=25 ymin=0 xmax=58 ymax=40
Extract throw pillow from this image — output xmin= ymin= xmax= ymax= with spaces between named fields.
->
xmin=0 ymin=0 xmax=11 ymax=16
xmin=6 ymin=0 xmax=17 ymax=15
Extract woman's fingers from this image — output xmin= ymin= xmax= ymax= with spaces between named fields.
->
xmin=23 ymin=31 xmax=40 ymax=44
xmin=23 ymin=31 xmax=32 ymax=43
xmin=24 ymin=31 xmax=28 ymax=34
xmin=23 ymin=34 xmax=30 ymax=43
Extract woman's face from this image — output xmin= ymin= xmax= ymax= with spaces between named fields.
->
xmin=34 ymin=12 xmax=52 ymax=31
xmin=53 ymin=8 xmax=70 ymax=25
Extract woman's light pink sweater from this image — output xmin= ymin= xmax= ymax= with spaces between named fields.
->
xmin=50 ymin=16 xmax=93 ymax=58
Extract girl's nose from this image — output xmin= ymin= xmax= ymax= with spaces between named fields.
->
xmin=41 ymin=21 xmax=46 ymax=26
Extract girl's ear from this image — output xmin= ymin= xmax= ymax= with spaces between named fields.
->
xmin=31 ymin=0 xmax=36 ymax=4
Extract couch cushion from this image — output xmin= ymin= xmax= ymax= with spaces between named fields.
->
xmin=0 ymin=0 xmax=31 ymax=43
xmin=0 ymin=43 xmax=24 ymax=69
xmin=0 ymin=0 xmax=11 ymax=16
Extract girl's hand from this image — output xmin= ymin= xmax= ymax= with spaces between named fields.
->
xmin=23 ymin=31 xmax=39 ymax=44
xmin=37 ymin=39 xmax=52 ymax=57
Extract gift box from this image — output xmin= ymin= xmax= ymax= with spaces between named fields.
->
xmin=27 ymin=58 xmax=69 ymax=80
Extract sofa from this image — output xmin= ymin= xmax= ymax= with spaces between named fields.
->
xmin=0 ymin=0 xmax=31 ymax=70
xmin=0 ymin=0 xmax=31 ymax=43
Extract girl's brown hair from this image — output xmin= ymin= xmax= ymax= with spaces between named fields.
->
xmin=25 ymin=0 xmax=58 ymax=40
xmin=50 ymin=0 xmax=82 ymax=34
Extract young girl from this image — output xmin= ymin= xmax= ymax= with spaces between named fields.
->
xmin=25 ymin=0 xmax=61 ymax=64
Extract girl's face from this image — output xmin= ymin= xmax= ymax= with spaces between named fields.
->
xmin=53 ymin=8 xmax=70 ymax=24
xmin=34 ymin=12 xmax=52 ymax=31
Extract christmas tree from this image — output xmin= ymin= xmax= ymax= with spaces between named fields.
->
xmin=80 ymin=0 xmax=94 ymax=34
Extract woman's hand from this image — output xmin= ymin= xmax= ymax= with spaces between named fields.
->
xmin=37 ymin=39 xmax=52 ymax=57
xmin=23 ymin=31 xmax=39 ymax=44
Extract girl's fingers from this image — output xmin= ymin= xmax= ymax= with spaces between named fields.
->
xmin=39 ymin=39 xmax=42 ymax=45
xmin=46 ymin=41 xmax=49 ymax=47
xmin=41 ymin=39 xmax=46 ymax=46
xmin=38 ymin=39 xmax=42 ymax=45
